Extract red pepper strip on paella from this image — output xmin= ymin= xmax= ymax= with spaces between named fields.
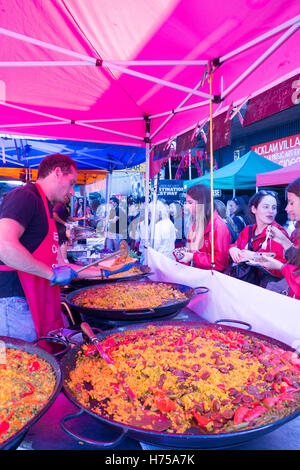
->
xmin=28 ymin=361 xmax=40 ymax=372
xmin=191 ymin=410 xmax=212 ymax=429
xmin=0 ymin=408 xmax=15 ymax=437
xmin=233 ymin=406 xmax=249 ymax=425
xmin=153 ymin=390 xmax=176 ymax=413
xmin=20 ymin=382 xmax=35 ymax=397
xmin=110 ymin=382 xmax=120 ymax=394
xmin=243 ymin=405 xmax=268 ymax=422
xmin=0 ymin=421 xmax=10 ymax=436
xmin=83 ymin=344 xmax=98 ymax=357
xmin=263 ymin=389 xmax=300 ymax=408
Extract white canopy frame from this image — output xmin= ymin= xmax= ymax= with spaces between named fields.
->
xmin=0 ymin=16 xmax=300 ymax=265
xmin=0 ymin=16 xmax=299 ymax=146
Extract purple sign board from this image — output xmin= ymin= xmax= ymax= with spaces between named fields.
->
xmin=243 ymin=73 xmax=300 ymax=126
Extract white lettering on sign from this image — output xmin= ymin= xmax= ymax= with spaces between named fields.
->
xmin=52 ymin=245 xmax=58 ymax=254
xmin=252 ymin=133 xmax=300 ymax=166
xmin=53 ymin=232 xmax=59 ymax=242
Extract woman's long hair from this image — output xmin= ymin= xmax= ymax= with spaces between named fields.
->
xmin=214 ymin=199 xmax=238 ymax=234
xmin=186 ymin=184 xmax=211 ymax=229
xmin=186 ymin=184 xmax=211 ymax=251
xmin=230 ymin=196 xmax=250 ymax=224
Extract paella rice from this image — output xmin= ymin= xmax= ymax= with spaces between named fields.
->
xmin=105 ymin=265 xmax=145 ymax=279
xmin=0 ymin=348 xmax=56 ymax=445
xmin=67 ymin=325 xmax=300 ymax=434
xmin=72 ymin=282 xmax=188 ymax=310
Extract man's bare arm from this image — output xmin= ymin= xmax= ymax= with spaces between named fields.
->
xmin=0 ymin=218 xmax=53 ymax=280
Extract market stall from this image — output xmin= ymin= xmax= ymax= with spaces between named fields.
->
xmin=1 ymin=0 xmax=300 ymax=452
xmin=257 ymin=162 xmax=300 ymax=187
xmin=184 ymin=150 xmax=282 ymax=190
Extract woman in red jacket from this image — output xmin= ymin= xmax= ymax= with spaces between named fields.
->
xmin=179 ymin=184 xmax=231 ymax=271
xmin=259 ymin=177 xmax=300 ymax=299
xmin=228 ymin=190 xmax=289 ymax=285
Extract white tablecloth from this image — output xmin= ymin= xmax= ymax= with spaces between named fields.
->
xmin=147 ymin=247 xmax=300 ymax=349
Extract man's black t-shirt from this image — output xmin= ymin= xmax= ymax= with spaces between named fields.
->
xmin=0 ymin=183 xmax=52 ymax=298
xmin=53 ymin=202 xmax=69 ymax=245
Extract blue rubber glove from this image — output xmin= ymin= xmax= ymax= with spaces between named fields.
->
xmin=50 ymin=266 xmax=78 ymax=286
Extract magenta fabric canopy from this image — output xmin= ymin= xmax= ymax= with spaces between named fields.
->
xmin=256 ymin=162 xmax=300 ymax=187
xmin=0 ymin=0 xmax=299 ymax=148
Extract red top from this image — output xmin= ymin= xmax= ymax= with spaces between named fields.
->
xmin=191 ymin=212 xmax=231 ymax=272
xmin=0 ymin=183 xmax=63 ymax=343
xmin=230 ymin=221 xmax=289 ymax=279
xmin=282 ymin=264 xmax=300 ymax=300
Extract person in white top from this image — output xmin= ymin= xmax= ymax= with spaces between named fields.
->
xmin=149 ymin=200 xmax=176 ymax=259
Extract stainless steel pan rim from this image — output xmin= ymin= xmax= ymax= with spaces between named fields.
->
xmin=65 ymin=280 xmax=209 ymax=321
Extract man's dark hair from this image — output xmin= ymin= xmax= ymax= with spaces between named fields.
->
xmin=37 ymin=153 xmax=77 ymax=179
xmin=110 ymin=196 xmax=119 ymax=206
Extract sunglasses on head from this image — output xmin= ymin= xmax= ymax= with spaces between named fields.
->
xmin=258 ymin=190 xmax=277 ymax=197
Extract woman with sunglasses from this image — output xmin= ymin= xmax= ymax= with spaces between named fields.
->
xmin=258 ymin=178 xmax=300 ymax=299
xmin=228 ymin=190 xmax=289 ymax=285
xmin=178 ymin=184 xmax=231 ymax=271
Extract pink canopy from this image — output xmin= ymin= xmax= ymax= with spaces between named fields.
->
xmin=0 ymin=0 xmax=299 ymax=149
xmin=256 ymin=162 xmax=300 ymax=187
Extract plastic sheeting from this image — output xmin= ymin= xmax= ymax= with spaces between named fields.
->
xmin=147 ymin=247 xmax=300 ymax=348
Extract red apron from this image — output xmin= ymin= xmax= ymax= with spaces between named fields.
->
xmin=0 ymin=183 xmax=63 ymax=339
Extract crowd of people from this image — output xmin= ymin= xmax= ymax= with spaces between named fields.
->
xmin=87 ymin=181 xmax=300 ymax=300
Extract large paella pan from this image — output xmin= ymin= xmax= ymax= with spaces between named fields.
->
xmin=60 ymin=320 xmax=300 ymax=448
xmin=65 ymin=280 xmax=208 ymax=321
xmin=0 ymin=336 xmax=63 ymax=450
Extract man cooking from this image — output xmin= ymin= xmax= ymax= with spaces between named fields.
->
xmin=0 ymin=153 xmax=100 ymax=343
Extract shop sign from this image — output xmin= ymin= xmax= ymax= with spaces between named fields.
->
xmin=157 ymin=180 xmax=184 ymax=201
xmin=251 ymin=133 xmax=300 ymax=167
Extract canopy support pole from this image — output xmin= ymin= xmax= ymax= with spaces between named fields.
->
xmin=0 ymin=27 xmax=97 ymax=63
xmin=0 ymin=100 xmax=69 ymax=123
xmin=1 ymin=138 xmax=5 ymax=164
xmin=149 ymin=99 xmax=210 ymax=120
xmin=104 ymin=170 xmax=112 ymax=243
xmin=150 ymin=174 xmax=159 ymax=249
xmin=150 ymin=67 xmax=210 ymax=140
xmin=0 ymin=60 xmax=95 ymax=67
xmin=222 ymin=22 xmax=300 ymax=99
xmin=144 ymin=118 xmax=151 ymax=265
xmin=209 ymin=70 xmax=215 ymax=269
xmin=220 ymin=16 xmax=300 ymax=63
xmin=102 ymin=61 xmax=213 ymax=100
xmin=75 ymin=122 xmax=144 ymax=142
xmin=0 ymin=121 xmax=69 ymax=129
xmin=107 ymin=60 xmax=209 ymax=66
